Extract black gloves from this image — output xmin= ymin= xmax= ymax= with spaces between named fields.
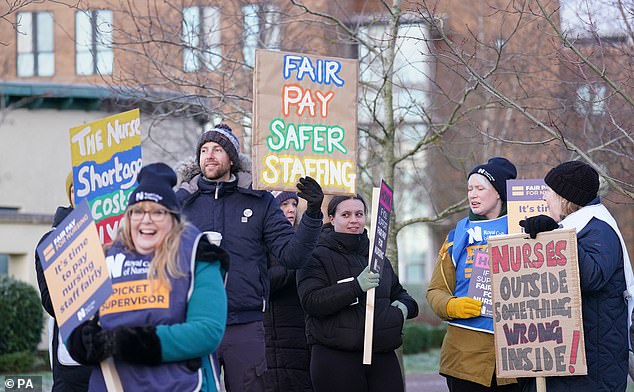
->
xmin=108 ymin=326 xmax=162 ymax=366
xmin=67 ymin=320 xmax=162 ymax=366
xmin=196 ymin=235 xmax=230 ymax=274
xmin=519 ymin=214 xmax=559 ymax=239
xmin=296 ymin=176 xmax=324 ymax=219
xmin=67 ymin=317 xmax=108 ymax=365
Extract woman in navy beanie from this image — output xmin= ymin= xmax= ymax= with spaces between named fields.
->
xmin=519 ymin=161 xmax=632 ymax=392
xmin=264 ymin=190 xmax=312 ymax=391
xmin=67 ymin=163 xmax=229 ymax=392
xmin=427 ymin=157 xmax=520 ymax=391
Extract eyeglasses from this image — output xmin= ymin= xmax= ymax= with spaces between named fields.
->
xmin=128 ymin=207 xmax=171 ymax=222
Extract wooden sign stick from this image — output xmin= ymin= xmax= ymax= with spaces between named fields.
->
xmin=536 ymin=376 xmax=547 ymax=392
xmin=362 ymin=187 xmax=380 ymax=365
xmin=101 ymin=358 xmax=124 ymax=391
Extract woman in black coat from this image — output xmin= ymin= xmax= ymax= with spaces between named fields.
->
xmin=264 ymin=191 xmax=312 ymax=392
xmin=297 ymin=195 xmax=418 ymax=392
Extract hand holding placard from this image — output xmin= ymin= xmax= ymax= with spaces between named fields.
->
xmin=357 ymin=265 xmax=380 ymax=292
xmin=446 ymin=297 xmax=482 ymax=319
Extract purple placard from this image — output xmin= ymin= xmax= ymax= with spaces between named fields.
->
xmin=370 ymin=180 xmax=393 ymax=274
xmin=506 ymin=179 xmax=548 ymax=202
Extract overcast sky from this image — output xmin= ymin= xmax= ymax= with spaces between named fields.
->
xmin=560 ymin=0 xmax=633 ymax=37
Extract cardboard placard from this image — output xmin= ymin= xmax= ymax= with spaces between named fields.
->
xmin=489 ymin=229 xmax=587 ymax=378
xmin=507 ymin=179 xmax=549 ymax=234
xmin=70 ymin=109 xmax=142 ymax=243
xmin=36 ymin=200 xmax=113 ymax=341
xmin=252 ymin=49 xmax=359 ymax=195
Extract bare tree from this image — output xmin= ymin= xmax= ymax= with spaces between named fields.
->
xmin=66 ymin=0 xmax=633 ymax=271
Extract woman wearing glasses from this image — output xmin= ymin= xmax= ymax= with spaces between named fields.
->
xmin=68 ymin=163 xmax=228 ymax=392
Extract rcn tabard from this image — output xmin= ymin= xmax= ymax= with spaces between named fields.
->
xmin=252 ymin=49 xmax=359 ymax=195
xmin=489 ymin=229 xmax=587 ymax=378
xmin=70 ymin=109 xmax=142 ymax=243
xmin=36 ymin=200 xmax=112 ymax=341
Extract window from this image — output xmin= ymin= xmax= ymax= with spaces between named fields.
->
xmin=76 ymin=10 xmax=113 ymax=75
xmin=0 ymin=254 xmax=8 ymax=276
xmin=242 ymin=4 xmax=280 ymax=67
xmin=183 ymin=6 xmax=221 ymax=72
xmin=575 ymin=83 xmax=606 ymax=116
xmin=358 ymin=22 xmax=432 ymax=125
xmin=16 ymin=12 xmax=55 ymax=77
xmin=405 ymin=263 xmax=425 ymax=284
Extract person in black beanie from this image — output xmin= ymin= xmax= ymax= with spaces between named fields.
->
xmin=264 ymin=191 xmax=312 ymax=392
xmin=427 ymin=157 xmax=520 ymax=392
xmin=67 ymin=162 xmax=229 ymax=392
xmin=177 ymin=123 xmax=324 ymax=392
xmin=519 ymin=161 xmax=632 ymax=392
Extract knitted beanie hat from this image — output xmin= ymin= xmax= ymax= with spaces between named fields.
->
xmin=196 ymin=123 xmax=241 ymax=173
xmin=128 ymin=163 xmax=181 ymax=216
xmin=271 ymin=191 xmax=299 ymax=205
xmin=468 ymin=157 xmax=517 ymax=201
xmin=544 ymin=161 xmax=599 ymax=206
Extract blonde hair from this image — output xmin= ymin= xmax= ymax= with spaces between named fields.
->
xmin=552 ymin=192 xmax=583 ymax=220
xmin=468 ymin=173 xmax=493 ymax=190
xmin=110 ymin=206 xmax=186 ymax=291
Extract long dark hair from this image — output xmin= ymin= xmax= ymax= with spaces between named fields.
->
xmin=327 ymin=194 xmax=367 ymax=217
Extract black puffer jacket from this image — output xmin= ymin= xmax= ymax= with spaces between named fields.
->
xmin=263 ymin=257 xmax=312 ymax=392
xmin=297 ymin=225 xmax=418 ymax=352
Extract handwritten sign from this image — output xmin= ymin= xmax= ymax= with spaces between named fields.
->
xmin=507 ymin=179 xmax=549 ymax=234
xmin=36 ymin=200 xmax=112 ymax=341
xmin=70 ymin=109 xmax=142 ymax=243
xmin=489 ymin=229 xmax=586 ymax=378
xmin=467 ymin=249 xmax=492 ymax=317
xmin=252 ymin=49 xmax=359 ymax=195
xmin=370 ymin=180 xmax=392 ymax=274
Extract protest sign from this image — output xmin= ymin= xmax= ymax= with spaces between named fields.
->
xmin=252 ymin=49 xmax=358 ymax=195
xmin=489 ymin=228 xmax=586 ymax=378
xmin=363 ymin=180 xmax=394 ymax=364
xmin=36 ymin=200 xmax=112 ymax=341
xmin=370 ymin=180 xmax=393 ymax=274
xmin=70 ymin=109 xmax=142 ymax=243
xmin=507 ymin=179 xmax=549 ymax=234
xmin=467 ymin=248 xmax=492 ymax=317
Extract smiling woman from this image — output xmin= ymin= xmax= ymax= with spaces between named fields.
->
xmin=297 ymin=194 xmax=419 ymax=392
xmin=67 ymin=162 xmax=229 ymax=392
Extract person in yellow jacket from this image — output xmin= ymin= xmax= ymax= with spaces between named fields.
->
xmin=426 ymin=157 xmax=520 ymax=392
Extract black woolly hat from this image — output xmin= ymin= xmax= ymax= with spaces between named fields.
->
xmin=544 ymin=161 xmax=599 ymax=206
xmin=128 ymin=163 xmax=180 ymax=216
xmin=196 ymin=123 xmax=241 ymax=172
xmin=468 ymin=157 xmax=517 ymax=201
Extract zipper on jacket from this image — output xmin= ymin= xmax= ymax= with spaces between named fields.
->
xmin=215 ymin=184 xmax=219 ymax=199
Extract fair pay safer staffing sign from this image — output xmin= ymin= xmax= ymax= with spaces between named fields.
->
xmin=36 ymin=200 xmax=112 ymax=341
xmin=253 ymin=49 xmax=358 ymax=195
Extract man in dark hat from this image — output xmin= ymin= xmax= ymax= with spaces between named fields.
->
xmin=178 ymin=123 xmax=324 ymax=392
